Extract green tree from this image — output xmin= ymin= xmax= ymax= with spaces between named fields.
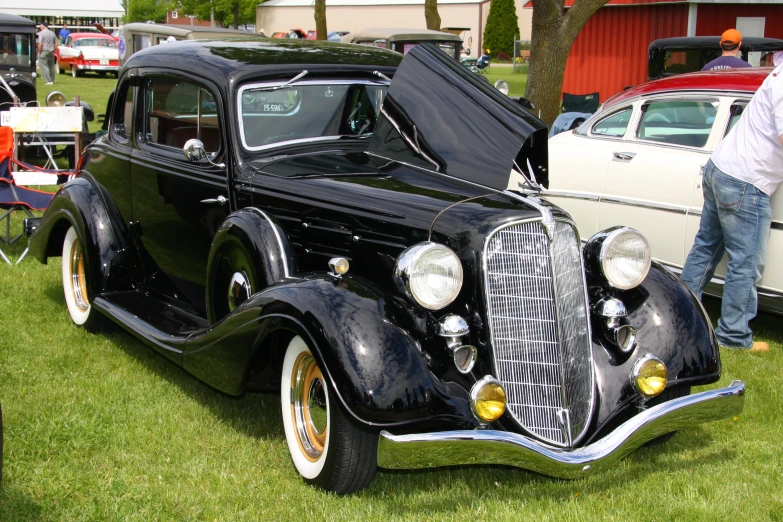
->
xmin=126 ymin=0 xmax=171 ymax=23
xmin=482 ymin=0 xmax=519 ymax=57
xmin=524 ymin=0 xmax=610 ymax=125
xmin=424 ymin=0 xmax=441 ymax=31
xmin=180 ymin=0 xmax=256 ymax=29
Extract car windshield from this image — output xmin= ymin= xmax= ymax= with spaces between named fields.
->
xmin=0 ymin=32 xmax=34 ymax=69
xmin=74 ymin=38 xmax=117 ymax=48
xmin=238 ymin=81 xmax=388 ymax=150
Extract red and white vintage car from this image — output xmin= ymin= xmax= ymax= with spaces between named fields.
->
xmin=547 ymin=68 xmax=783 ymax=314
xmin=55 ymin=32 xmax=119 ymax=78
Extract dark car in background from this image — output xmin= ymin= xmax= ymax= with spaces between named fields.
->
xmin=28 ymin=38 xmax=744 ymax=495
xmin=648 ymin=36 xmax=783 ymax=79
xmin=341 ymin=28 xmax=462 ymax=60
xmin=0 ymin=13 xmax=37 ymax=107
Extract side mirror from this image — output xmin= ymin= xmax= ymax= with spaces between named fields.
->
xmin=183 ymin=138 xmax=206 ymax=162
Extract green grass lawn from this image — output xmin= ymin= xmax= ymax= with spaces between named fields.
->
xmin=1 ymin=71 xmax=782 ymax=521
xmin=35 ymin=72 xmax=116 ymax=134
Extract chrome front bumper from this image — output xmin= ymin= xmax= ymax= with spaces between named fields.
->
xmin=377 ymin=380 xmax=744 ymax=478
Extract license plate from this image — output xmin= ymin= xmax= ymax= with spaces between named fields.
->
xmin=99 ymin=59 xmax=109 ymax=65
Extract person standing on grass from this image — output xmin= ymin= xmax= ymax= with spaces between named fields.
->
xmin=58 ymin=24 xmax=70 ymax=43
xmin=37 ymin=22 xmax=56 ymax=85
xmin=680 ymin=62 xmax=783 ymax=352
xmin=702 ymin=29 xmax=751 ymax=71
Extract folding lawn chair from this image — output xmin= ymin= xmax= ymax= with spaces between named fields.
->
xmin=561 ymin=92 xmax=600 ymax=114
xmin=0 ymin=126 xmax=66 ymax=264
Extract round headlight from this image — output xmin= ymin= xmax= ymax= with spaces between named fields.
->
xmin=46 ymin=91 xmax=66 ymax=107
xmin=600 ymin=228 xmax=651 ymax=290
xmin=494 ymin=79 xmax=509 ymax=95
xmin=394 ymin=242 xmax=463 ymax=310
xmin=471 ymin=376 xmax=506 ymax=423
xmin=632 ymin=355 xmax=667 ymax=398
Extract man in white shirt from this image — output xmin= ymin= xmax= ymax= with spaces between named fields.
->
xmin=681 ymin=65 xmax=783 ymax=352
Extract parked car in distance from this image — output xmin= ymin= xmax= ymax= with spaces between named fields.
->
xmin=55 ymin=33 xmax=119 ymax=78
xmin=547 ymin=68 xmax=783 ymax=314
xmin=118 ymin=23 xmax=263 ymax=66
xmin=341 ymin=28 xmax=462 ymax=60
xmin=648 ymin=36 xmax=783 ymax=80
xmin=29 ymin=38 xmax=744 ymax=495
xmin=0 ymin=13 xmax=37 ymax=107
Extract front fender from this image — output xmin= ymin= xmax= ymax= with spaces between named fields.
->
xmin=183 ymin=275 xmax=476 ymax=429
xmin=28 ymin=176 xmax=136 ymax=295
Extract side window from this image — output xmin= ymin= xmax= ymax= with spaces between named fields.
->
xmin=636 ymin=99 xmax=718 ymax=148
xmin=65 ymin=36 xmax=72 ymax=47
xmin=725 ymin=102 xmax=748 ymax=136
xmin=591 ymin=107 xmax=632 ymax=137
xmin=143 ymin=76 xmax=221 ymax=153
xmin=110 ymin=78 xmax=133 ymax=143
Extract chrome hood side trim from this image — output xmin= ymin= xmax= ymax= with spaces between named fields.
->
xmin=377 ymin=380 xmax=745 ymax=477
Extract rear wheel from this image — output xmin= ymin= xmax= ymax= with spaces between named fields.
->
xmin=61 ymin=226 xmax=108 ymax=331
xmin=281 ymin=336 xmax=377 ymax=494
xmin=56 ymin=61 xmax=62 ymax=74
xmin=71 ymin=67 xmax=80 ymax=78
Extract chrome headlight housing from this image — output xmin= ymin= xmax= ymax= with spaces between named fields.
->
xmin=394 ymin=242 xmax=463 ymax=310
xmin=596 ymin=227 xmax=651 ymax=290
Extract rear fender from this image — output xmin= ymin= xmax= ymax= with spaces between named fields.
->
xmin=29 ymin=176 xmax=137 ymax=295
xmin=184 ymin=275 xmax=475 ymax=429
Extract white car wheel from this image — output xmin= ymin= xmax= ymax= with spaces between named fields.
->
xmin=280 ymin=335 xmax=378 ymax=493
xmin=62 ymin=226 xmax=91 ymax=325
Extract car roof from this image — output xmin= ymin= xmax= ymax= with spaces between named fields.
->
xmin=126 ymin=38 xmax=401 ymax=82
xmin=69 ymin=33 xmax=114 ymax=39
xmin=0 ymin=13 xmax=35 ymax=27
xmin=342 ymin=28 xmax=462 ymax=43
xmin=604 ymin=67 xmax=771 ymax=108
xmin=649 ymin=36 xmax=783 ymax=52
xmin=122 ymin=23 xmax=254 ymax=37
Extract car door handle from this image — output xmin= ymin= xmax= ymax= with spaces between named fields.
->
xmin=612 ymin=152 xmax=636 ymax=162
xmin=201 ymin=195 xmax=227 ymax=206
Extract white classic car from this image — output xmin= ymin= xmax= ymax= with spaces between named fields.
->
xmin=55 ymin=32 xmax=119 ymax=78
xmin=546 ymin=68 xmax=783 ymax=314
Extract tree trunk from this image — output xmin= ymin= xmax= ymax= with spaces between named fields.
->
xmin=524 ymin=0 xmax=610 ymax=126
xmin=424 ymin=0 xmax=441 ymax=31
xmin=233 ymin=1 xmax=239 ymax=29
xmin=314 ymin=0 xmax=327 ymax=40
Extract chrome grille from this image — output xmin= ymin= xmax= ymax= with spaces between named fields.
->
xmin=484 ymin=220 xmax=594 ymax=447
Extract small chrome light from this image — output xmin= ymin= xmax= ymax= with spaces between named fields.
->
xmin=438 ymin=314 xmax=469 ymax=337
xmin=46 ymin=91 xmax=66 ymax=107
xmin=632 ymin=354 xmax=667 ymax=397
xmin=494 ymin=79 xmax=509 ymax=95
xmin=470 ymin=376 xmax=506 ymax=423
xmin=453 ymin=345 xmax=477 ymax=374
xmin=614 ymin=324 xmax=637 ymax=353
xmin=595 ymin=297 xmax=628 ymax=318
xmin=328 ymin=257 xmax=350 ymax=276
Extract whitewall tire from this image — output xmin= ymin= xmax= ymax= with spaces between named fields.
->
xmin=280 ymin=335 xmax=377 ymax=493
xmin=61 ymin=226 xmax=106 ymax=330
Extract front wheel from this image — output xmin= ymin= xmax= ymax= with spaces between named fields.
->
xmin=56 ymin=61 xmax=62 ymax=75
xmin=281 ymin=336 xmax=377 ymax=494
xmin=61 ymin=226 xmax=108 ymax=331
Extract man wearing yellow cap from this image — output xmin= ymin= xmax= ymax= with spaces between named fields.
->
xmin=702 ymin=29 xmax=751 ymax=71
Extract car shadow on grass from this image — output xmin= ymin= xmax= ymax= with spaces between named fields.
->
xmin=0 ymin=483 xmax=49 ymax=522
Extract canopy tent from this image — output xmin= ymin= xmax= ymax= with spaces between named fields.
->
xmin=2 ymin=0 xmax=124 ymax=19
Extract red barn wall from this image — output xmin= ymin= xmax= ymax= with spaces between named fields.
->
xmin=561 ymin=4 xmax=688 ymax=102
xmin=696 ymin=4 xmax=783 ymax=39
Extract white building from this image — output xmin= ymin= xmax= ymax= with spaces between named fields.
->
xmin=257 ymin=0 xmax=532 ymax=57
xmin=2 ymin=0 xmax=125 ymax=31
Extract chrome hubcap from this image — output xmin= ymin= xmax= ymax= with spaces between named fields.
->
xmin=291 ymin=353 xmax=327 ymax=460
xmin=69 ymin=238 xmax=88 ymax=312
xmin=227 ymin=271 xmax=251 ymax=312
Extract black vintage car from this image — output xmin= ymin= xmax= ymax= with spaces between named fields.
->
xmin=0 ymin=14 xmax=37 ymax=107
xmin=29 ymin=39 xmax=744 ymax=494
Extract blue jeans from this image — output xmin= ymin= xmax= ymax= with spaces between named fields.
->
xmin=681 ymin=160 xmax=772 ymax=348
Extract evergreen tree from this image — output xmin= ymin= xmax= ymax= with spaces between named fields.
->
xmin=482 ymin=0 xmax=519 ymax=58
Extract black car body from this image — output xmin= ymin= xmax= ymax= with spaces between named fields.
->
xmin=648 ymin=36 xmax=783 ymax=79
xmin=29 ymin=38 xmax=744 ymax=494
xmin=0 ymin=14 xmax=37 ymax=107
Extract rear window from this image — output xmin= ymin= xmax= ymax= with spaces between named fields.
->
xmin=636 ymin=100 xmax=718 ymax=148
xmin=238 ymin=82 xmax=388 ymax=150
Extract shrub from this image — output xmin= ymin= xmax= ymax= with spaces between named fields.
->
xmin=496 ymin=51 xmax=511 ymax=62
xmin=483 ymin=0 xmax=520 ymax=58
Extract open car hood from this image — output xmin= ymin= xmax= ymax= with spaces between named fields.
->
xmin=369 ymin=43 xmax=549 ymax=191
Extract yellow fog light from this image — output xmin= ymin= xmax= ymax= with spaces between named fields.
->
xmin=632 ymin=355 xmax=667 ymax=397
xmin=470 ymin=376 xmax=506 ymax=423
xmin=328 ymin=257 xmax=350 ymax=276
